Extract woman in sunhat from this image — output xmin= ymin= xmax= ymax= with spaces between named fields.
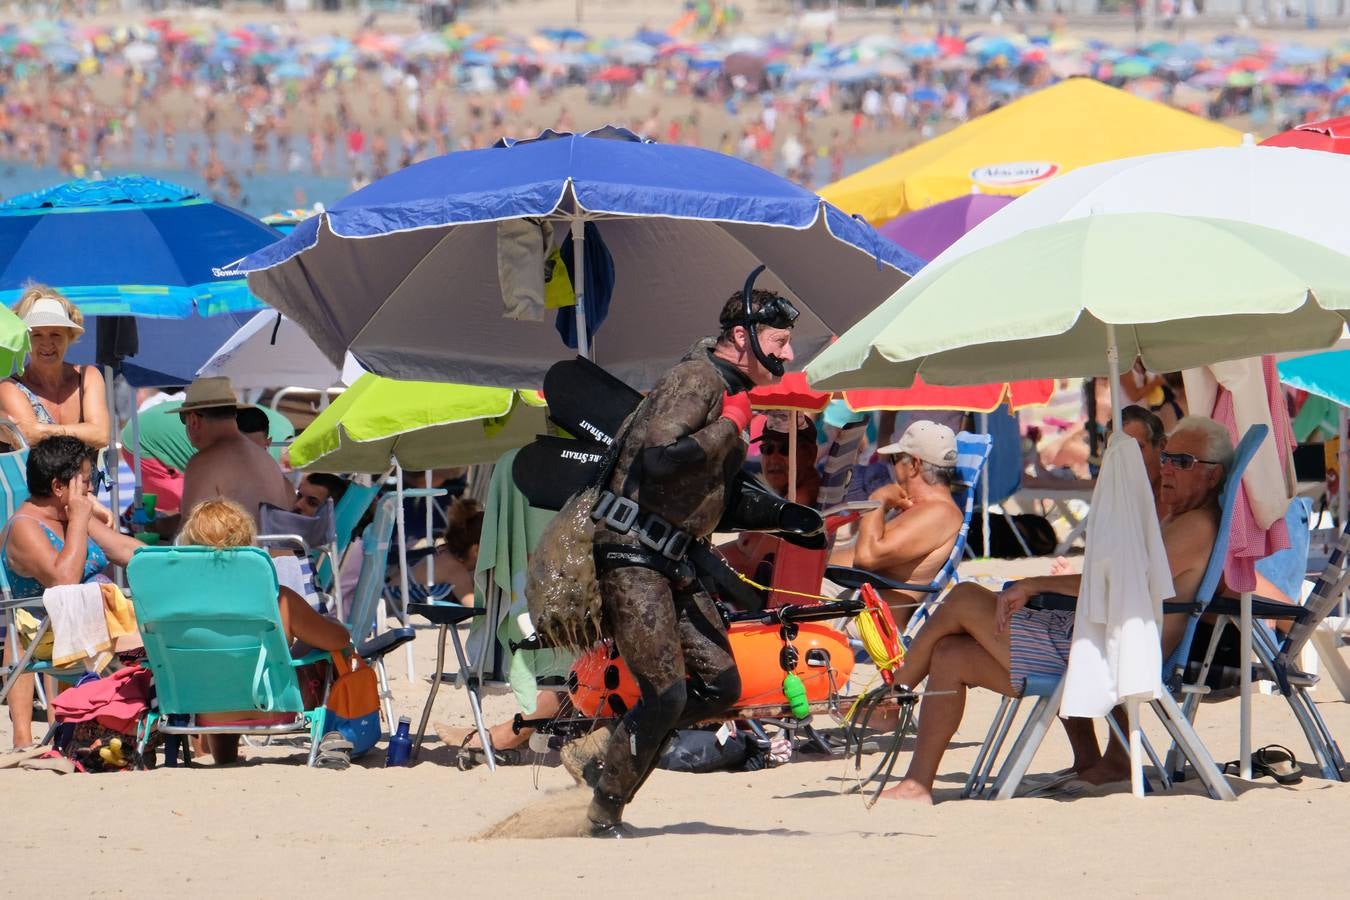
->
xmin=0 ymin=285 xmax=109 ymax=450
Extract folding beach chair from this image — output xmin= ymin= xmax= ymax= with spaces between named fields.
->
xmin=258 ymin=499 xmax=341 ymax=615
xmin=825 ymin=431 xmax=992 ymax=641
xmin=128 ymin=546 xmax=330 ymax=766
xmin=0 ymin=422 xmax=111 ymax=719
xmin=1175 ymin=515 xmax=1349 ymax=781
xmin=963 ymin=425 xmax=1268 ymax=802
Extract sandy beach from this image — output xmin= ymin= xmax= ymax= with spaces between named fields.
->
xmin=6 ymin=552 xmax=1350 ymax=897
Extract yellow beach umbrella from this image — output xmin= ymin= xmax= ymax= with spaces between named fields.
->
xmin=820 ymin=79 xmax=1242 ymax=225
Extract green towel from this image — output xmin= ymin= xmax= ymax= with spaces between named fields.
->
xmin=470 ymin=448 xmax=568 ymax=713
xmin=1293 ymin=394 xmax=1339 ymax=444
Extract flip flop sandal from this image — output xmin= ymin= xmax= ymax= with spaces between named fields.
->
xmin=453 ymin=733 xmax=523 ymax=771
xmin=319 ymin=732 xmax=354 ymax=754
xmin=1253 ymin=744 xmax=1303 ymax=785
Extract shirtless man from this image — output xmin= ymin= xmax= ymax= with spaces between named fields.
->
xmin=852 ymin=421 xmax=965 ymax=627
xmin=880 ymin=416 xmax=1232 ymax=803
xmin=155 ymin=378 xmax=292 ymax=533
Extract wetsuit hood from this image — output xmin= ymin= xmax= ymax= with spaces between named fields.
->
xmin=688 ymin=338 xmax=754 ymax=394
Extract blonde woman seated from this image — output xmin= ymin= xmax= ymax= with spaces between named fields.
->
xmin=178 ymin=499 xmax=351 ymax=764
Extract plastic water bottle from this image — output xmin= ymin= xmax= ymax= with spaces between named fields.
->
xmin=385 ymin=716 xmax=413 ymax=767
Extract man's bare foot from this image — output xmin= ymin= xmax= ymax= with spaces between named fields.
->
xmin=878 ymin=778 xmax=934 ymax=804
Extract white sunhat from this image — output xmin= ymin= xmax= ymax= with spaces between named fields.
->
xmin=22 ymin=296 xmax=84 ymax=337
xmin=877 ymin=420 xmax=958 ymax=467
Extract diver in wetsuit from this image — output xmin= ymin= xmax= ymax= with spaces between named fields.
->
xmin=573 ymin=281 xmax=799 ymax=837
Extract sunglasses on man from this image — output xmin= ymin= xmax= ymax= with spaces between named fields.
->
xmin=1159 ymin=451 xmax=1220 ymax=471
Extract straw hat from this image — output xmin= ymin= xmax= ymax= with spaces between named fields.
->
xmin=22 ymin=296 xmax=84 ymax=337
xmin=177 ymin=376 xmax=248 ymax=414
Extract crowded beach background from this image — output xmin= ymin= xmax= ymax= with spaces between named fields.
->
xmin=4 ymin=0 xmax=1350 ymax=214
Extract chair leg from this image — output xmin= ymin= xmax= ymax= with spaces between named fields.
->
xmin=963 ymin=695 xmax=1017 ymax=799
xmin=1104 ymin=707 xmax=1170 ymax=793
xmin=374 ymin=658 xmax=396 ymax=733
xmin=412 ymin=624 xmax=448 ymax=760
xmin=1149 ymin=692 xmax=1235 ymax=801
xmin=991 ymin=681 xmax=1064 ymax=801
xmin=448 ymin=622 xmax=495 ymax=774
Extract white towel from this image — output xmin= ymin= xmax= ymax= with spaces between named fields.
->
xmin=44 ymin=583 xmax=113 ymax=668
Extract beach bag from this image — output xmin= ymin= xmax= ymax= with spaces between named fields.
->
xmin=525 ymin=485 xmax=603 ymax=653
xmin=323 ymin=649 xmax=381 ymax=757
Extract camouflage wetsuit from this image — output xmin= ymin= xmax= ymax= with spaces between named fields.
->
xmin=589 ymin=339 xmax=749 ymax=827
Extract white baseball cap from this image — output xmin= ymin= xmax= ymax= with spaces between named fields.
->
xmin=877 ymin=421 xmax=957 ymax=467
xmin=23 ymin=296 xmax=84 ymax=337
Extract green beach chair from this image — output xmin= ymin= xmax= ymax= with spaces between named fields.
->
xmin=128 ymin=545 xmax=328 ymax=766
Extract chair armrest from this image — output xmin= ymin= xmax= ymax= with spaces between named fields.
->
xmin=1026 ymin=593 xmax=1201 ymax=616
xmin=1204 ymin=594 xmax=1308 ymax=622
xmin=357 ymin=627 xmax=416 ymax=661
xmin=290 ymin=648 xmax=330 ymax=668
xmin=408 ymin=601 xmax=483 ymax=627
xmin=823 ymin=564 xmax=935 ymax=594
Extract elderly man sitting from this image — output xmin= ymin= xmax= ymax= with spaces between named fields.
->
xmin=881 ymin=416 xmax=1233 ymax=803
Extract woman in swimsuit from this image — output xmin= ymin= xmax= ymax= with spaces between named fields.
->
xmin=1 ymin=436 xmax=142 ymax=747
xmin=0 ymin=286 xmax=109 ymax=450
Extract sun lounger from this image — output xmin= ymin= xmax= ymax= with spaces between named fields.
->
xmin=964 ymin=425 xmax=1268 ymax=802
xmin=128 ymin=546 xmax=331 ymax=766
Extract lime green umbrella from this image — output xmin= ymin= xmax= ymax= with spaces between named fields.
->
xmin=290 ymin=374 xmax=547 ymax=472
xmin=0 ymin=305 xmax=29 ymax=377
xmin=807 ymin=212 xmax=1350 ymax=397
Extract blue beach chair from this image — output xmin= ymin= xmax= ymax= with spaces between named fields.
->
xmin=964 ymin=425 xmax=1268 ymax=802
xmin=128 ymin=546 xmax=330 ymax=766
xmin=825 ymin=431 xmax=993 ymax=638
xmin=1177 ymin=511 xmax=1348 ymax=782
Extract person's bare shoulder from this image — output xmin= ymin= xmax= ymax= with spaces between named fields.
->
xmin=1162 ymin=506 xmax=1219 ymax=563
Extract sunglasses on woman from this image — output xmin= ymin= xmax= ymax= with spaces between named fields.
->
xmin=87 ymin=468 xmax=110 ymax=493
xmin=1159 ymin=451 xmax=1219 ymax=471
xmin=759 ymin=437 xmax=813 ymax=456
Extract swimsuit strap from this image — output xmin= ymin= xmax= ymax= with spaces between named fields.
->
xmin=9 ymin=378 xmax=55 ymax=425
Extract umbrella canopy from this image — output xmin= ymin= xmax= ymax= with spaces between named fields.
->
xmin=926 ymin=144 xmax=1350 ymax=265
xmin=877 ymin=193 xmax=1013 ymax=262
xmin=289 ymin=374 xmax=548 ymax=472
xmin=223 ymin=127 xmax=919 ymax=390
xmin=197 ymin=310 xmax=343 ymax=390
xmin=807 ymin=213 xmax=1350 ymax=391
xmin=1262 ymin=115 xmax=1350 ymax=154
xmin=1279 ymin=350 xmax=1350 ymax=407
xmin=0 ymin=306 xmax=27 ymax=378
xmin=819 ymin=79 xmax=1242 ymax=224
xmin=0 ymin=175 xmax=276 ymax=317
xmin=121 ymin=400 xmax=294 ymax=471
xmin=844 ymin=378 xmax=1054 ymax=413
xmin=65 ymin=310 xmax=258 ymax=388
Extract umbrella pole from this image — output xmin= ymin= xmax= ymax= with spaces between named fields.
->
xmin=424 ymin=469 xmax=434 ymax=587
xmin=1339 ymin=407 xmax=1348 ymax=527
xmin=571 ymin=217 xmax=590 ymax=359
xmin=787 ymin=413 xmax=797 ymax=504
xmin=395 ymin=463 xmax=415 ymax=681
xmin=978 ymin=411 xmax=990 ymax=558
xmin=1103 ymin=325 xmax=1145 ymax=796
xmin=1104 ymin=324 xmax=1124 ymax=437
xmin=129 ymin=395 xmax=143 ymax=507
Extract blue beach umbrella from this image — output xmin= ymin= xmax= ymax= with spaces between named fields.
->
xmin=222 ymin=127 xmax=920 ymax=390
xmin=0 ymin=174 xmax=275 ymax=317
xmin=1279 ymin=349 xmax=1350 ymax=407
xmin=0 ymin=175 xmax=279 ymax=386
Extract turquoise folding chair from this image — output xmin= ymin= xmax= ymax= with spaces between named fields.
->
xmin=0 ymin=422 xmax=104 ymax=716
xmin=964 ymin=425 xmax=1267 ymax=802
xmin=128 ymin=545 xmax=329 ymax=766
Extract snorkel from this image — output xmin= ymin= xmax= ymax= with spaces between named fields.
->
xmin=738 ymin=265 xmax=800 ymax=378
